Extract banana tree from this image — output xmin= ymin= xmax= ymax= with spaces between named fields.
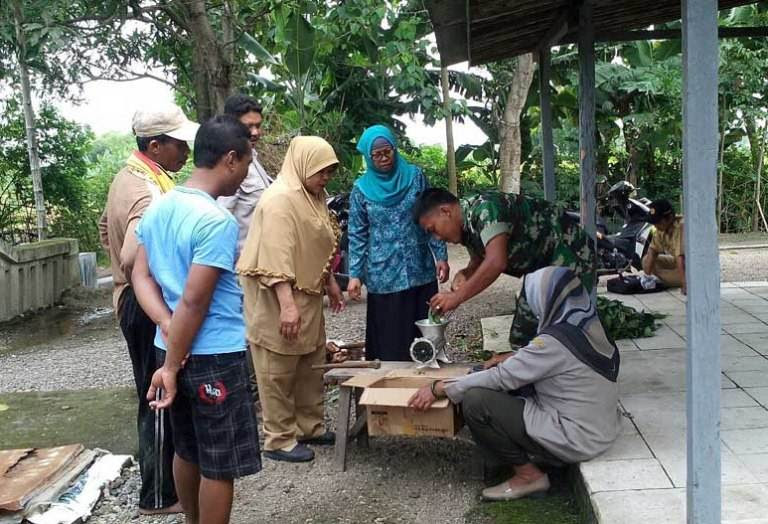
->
xmin=242 ymin=9 xmax=318 ymax=134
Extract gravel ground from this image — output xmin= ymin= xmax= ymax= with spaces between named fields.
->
xmin=91 ymin=436 xmax=482 ymax=524
xmin=719 ymin=248 xmax=768 ymax=282
xmin=0 ymin=247 xmax=514 ymax=395
xmin=0 ymin=288 xmax=131 ymax=393
xmin=1 ymin=243 xmax=766 ymax=523
xmin=0 ymin=247 xmax=508 ymax=524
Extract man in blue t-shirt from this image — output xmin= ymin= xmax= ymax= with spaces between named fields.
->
xmin=132 ymin=115 xmax=260 ymax=524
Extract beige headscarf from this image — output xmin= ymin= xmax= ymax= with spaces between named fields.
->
xmin=237 ymin=136 xmax=339 ymax=295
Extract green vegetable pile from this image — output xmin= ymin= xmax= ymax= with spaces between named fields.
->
xmin=427 ymin=308 xmax=444 ymax=324
xmin=596 ymin=297 xmax=665 ymax=340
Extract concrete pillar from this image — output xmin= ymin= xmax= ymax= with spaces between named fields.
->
xmin=682 ymin=0 xmax=722 ymax=522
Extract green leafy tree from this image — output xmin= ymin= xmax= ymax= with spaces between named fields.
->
xmin=718 ymin=5 xmax=768 ymax=231
xmin=241 ymin=1 xmax=444 ymax=178
xmin=0 ymin=1 xmax=276 ymax=120
xmin=446 ymin=55 xmax=542 ymax=195
xmin=2 ymin=1 xmax=451 ymax=194
xmin=401 ymin=145 xmax=448 ymax=189
xmin=0 ymin=100 xmax=94 ymax=246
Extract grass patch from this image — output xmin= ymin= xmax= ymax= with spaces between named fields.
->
xmin=467 ymin=494 xmax=582 ymax=524
xmin=0 ymin=387 xmax=137 ymax=454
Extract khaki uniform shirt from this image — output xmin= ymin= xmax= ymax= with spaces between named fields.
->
xmin=650 ymin=217 xmax=684 ymax=258
xmin=217 ymin=152 xmax=272 ymax=254
xmin=241 ymin=278 xmax=325 ymax=356
xmin=98 ymin=166 xmax=166 ymax=315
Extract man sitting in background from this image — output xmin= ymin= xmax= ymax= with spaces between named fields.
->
xmin=642 ymin=199 xmax=686 ymax=294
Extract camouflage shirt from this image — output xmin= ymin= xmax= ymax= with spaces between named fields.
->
xmin=460 ymin=191 xmax=573 ymax=278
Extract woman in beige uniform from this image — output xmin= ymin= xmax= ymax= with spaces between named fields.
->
xmin=237 ymin=136 xmax=345 ymax=463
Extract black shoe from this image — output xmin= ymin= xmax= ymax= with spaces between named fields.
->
xmin=299 ymin=431 xmax=336 ymax=446
xmin=263 ymin=444 xmax=315 ymax=462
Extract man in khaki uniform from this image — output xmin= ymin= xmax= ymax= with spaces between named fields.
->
xmin=217 ymin=94 xmax=273 ymax=254
xmin=98 ymin=103 xmax=198 ymax=514
xmin=642 ymin=199 xmax=686 ymax=294
xmin=216 ymin=94 xmax=273 ymax=403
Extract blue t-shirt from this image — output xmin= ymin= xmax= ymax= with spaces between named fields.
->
xmin=135 ymin=186 xmax=245 ymax=355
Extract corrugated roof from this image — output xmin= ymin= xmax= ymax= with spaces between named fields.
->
xmin=427 ymin=0 xmax=760 ymax=65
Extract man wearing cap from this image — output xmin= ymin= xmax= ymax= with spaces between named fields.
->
xmin=217 ymin=94 xmax=273 ymax=254
xmin=98 ymin=102 xmax=198 ymax=515
xmin=642 ymin=199 xmax=686 ymax=294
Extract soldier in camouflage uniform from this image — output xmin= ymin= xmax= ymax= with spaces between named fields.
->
xmin=413 ymin=188 xmax=595 ymax=357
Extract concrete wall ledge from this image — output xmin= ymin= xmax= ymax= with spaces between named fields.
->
xmin=1 ymin=238 xmax=78 ymax=264
xmin=0 ymin=238 xmax=81 ymax=322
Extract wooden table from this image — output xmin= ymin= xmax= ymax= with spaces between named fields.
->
xmin=324 ymin=362 xmax=472 ymax=472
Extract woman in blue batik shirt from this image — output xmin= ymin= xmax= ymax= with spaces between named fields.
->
xmin=347 ymin=125 xmax=450 ymax=361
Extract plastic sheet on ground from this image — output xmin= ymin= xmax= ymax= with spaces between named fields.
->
xmin=26 ymin=453 xmax=131 ymax=524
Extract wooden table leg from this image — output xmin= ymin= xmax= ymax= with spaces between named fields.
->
xmin=353 ymin=388 xmax=369 ymax=448
xmin=349 ymin=410 xmax=367 ymax=437
xmin=334 ymin=385 xmax=352 ymax=472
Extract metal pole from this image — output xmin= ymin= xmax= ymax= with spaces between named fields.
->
xmin=539 ymin=48 xmax=556 ymax=202
xmin=682 ymin=1 xmax=721 ymax=522
xmin=578 ymin=1 xmax=597 ymax=293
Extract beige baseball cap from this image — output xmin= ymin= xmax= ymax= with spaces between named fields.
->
xmin=132 ymin=103 xmax=200 ymax=141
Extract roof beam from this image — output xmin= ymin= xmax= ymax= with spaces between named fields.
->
xmin=560 ymin=25 xmax=768 ymax=43
xmin=426 ymin=0 xmax=469 ymax=66
xmin=465 ymin=0 xmax=472 ymax=67
xmin=539 ymin=48 xmax=556 ymax=202
xmin=536 ymin=8 xmax=573 ymax=52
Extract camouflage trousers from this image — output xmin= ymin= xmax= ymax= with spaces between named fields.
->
xmin=506 ymin=227 xmax=596 ymax=350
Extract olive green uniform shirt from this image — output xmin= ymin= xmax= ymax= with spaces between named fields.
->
xmin=459 ymin=191 xmax=592 ymax=281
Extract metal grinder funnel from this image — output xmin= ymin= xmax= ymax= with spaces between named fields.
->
xmin=410 ymin=319 xmax=453 ymax=368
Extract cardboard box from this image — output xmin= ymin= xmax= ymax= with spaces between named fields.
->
xmin=343 ymin=374 xmax=463 ymax=437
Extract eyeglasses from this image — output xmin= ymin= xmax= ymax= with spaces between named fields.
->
xmin=371 ymin=148 xmax=394 ymax=161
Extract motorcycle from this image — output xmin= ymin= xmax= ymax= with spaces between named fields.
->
xmin=327 ymin=193 xmax=350 ymax=289
xmin=588 ymin=180 xmax=654 ymax=275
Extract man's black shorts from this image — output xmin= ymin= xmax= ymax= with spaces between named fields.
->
xmin=156 ymin=349 xmax=261 ymax=480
